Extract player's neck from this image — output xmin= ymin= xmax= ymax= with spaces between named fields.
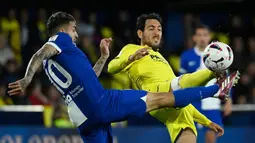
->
xmin=140 ymin=43 xmax=152 ymax=49
xmin=140 ymin=42 xmax=146 ymax=46
xmin=197 ymin=46 xmax=205 ymax=52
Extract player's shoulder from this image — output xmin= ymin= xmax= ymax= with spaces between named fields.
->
xmin=122 ymin=44 xmax=141 ymax=50
xmin=181 ymin=48 xmax=195 ymax=58
xmin=48 ymin=32 xmax=72 ymax=43
xmin=182 ymin=48 xmax=195 ymax=55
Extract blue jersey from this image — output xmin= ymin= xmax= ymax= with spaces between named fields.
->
xmin=43 ymin=32 xmax=105 ymax=127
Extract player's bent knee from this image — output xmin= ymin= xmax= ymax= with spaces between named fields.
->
xmin=145 ymin=92 xmax=175 ymax=112
xmin=176 ymin=128 xmax=196 ymax=143
xmin=205 ymin=130 xmax=217 ymax=143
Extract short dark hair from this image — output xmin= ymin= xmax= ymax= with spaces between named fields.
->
xmin=135 ymin=13 xmax=162 ymax=43
xmin=136 ymin=13 xmax=162 ymax=32
xmin=47 ymin=11 xmax=76 ymax=36
xmin=193 ymin=23 xmax=211 ymax=35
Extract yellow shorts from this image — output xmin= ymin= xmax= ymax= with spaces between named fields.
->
xmin=144 ymin=82 xmax=197 ymax=143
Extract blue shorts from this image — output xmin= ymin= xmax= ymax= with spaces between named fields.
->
xmin=196 ymin=110 xmax=223 ymax=132
xmin=78 ymin=89 xmax=147 ymax=143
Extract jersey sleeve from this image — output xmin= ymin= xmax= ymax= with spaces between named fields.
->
xmin=108 ymin=44 xmax=137 ymax=74
xmin=46 ymin=32 xmax=73 ymax=54
xmin=189 ymin=104 xmax=212 ymax=126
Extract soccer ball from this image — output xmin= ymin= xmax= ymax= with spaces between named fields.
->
xmin=202 ymin=42 xmax=234 ymax=72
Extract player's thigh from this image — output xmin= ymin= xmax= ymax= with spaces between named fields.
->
xmin=175 ymin=128 xmax=196 ymax=143
xmin=79 ymin=124 xmax=112 ymax=143
xmin=102 ymin=89 xmax=147 ymax=123
xmin=149 ymin=108 xmax=173 ymax=123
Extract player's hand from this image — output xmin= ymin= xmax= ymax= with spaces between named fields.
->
xmin=8 ymin=77 xmax=31 ymax=96
xmin=208 ymin=122 xmax=224 ymax=137
xmin=100 ymin=37 xmax=112 ymax=59
xmin=129 ymin=47 xmax=150 ymax=62
xmin=224 ymin=98 xmax=232 ymax=116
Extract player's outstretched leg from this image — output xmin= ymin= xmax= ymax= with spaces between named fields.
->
xmin=98 ymin=85 xmax=218 ymax=124
xmin=173 ymin=84 xmax=219 ymax=107
xmin=98 ymin=71 xmax=239 ymax=125
xmin=145 ymin=70 xmax=240 ymax=112
xmin=145 ymin=84 xmax=219 ymax=112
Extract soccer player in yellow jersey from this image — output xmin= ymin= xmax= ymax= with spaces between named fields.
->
xmin=108 ymin=13 xmax=238 ymax=143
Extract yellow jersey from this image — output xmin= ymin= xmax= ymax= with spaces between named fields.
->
xmin=108 ymin=44 xmax=212 ymax=142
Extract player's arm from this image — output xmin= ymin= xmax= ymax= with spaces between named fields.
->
xmin=25 ymin=44 xmax=59 ymax=81
xmin=190 ymin=105 xmax=224 ymax=137
xmin=108 ymin=45 xmax=149 ymax=74
xmin=189 ymin=104 xmax=212 ymax=126
xmin=93 ymin=56 xmax=108 ymax=77
xmin=8 ymin=44 xmax=59 ymax=96
xmin=223 ymin=80 xmax=233 ymax=116
xmin=93 ymin=38 xmax=112 ymax=77
xmin=108 ymin=46 xmax=133 ymax=74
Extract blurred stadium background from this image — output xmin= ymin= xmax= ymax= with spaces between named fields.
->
xmin=1 ymin=0 xmax=255 ymax=142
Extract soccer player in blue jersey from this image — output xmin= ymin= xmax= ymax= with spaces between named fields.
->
xmin=8 ymin=12 xmax=234 ymax=143
xmin=180 ymin=23 xmax=232 ymax=143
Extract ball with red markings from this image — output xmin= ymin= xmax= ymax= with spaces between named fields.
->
xmin=202 ymin=41 xmax=234 ymax=72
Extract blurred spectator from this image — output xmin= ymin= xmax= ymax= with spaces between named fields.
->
xmin=20 ymin=9 xmax=30 ymax=67
xmin=36 ymin=8 xmax=48 ymax=44
xmin=234 ymin=72 xmax=253 ymax=104
xmin=3 ymin=59 xmax=29 ymax=105
xmin=229 ymin=14 xmax=244 ymax=38
xmin=247 ymin=62 xmax=255 ymax=78
xmin=73 ymin=9 xmax=99 ymax=64
xmin=248 ymin=36 xmax=255 ymax=62
xmin=77 ymin=29 xmax=99 ymax=64
xmin=230 ymin=36 xmax=248 ymax=72
xmin=114 ymin=11 xmax=133 ymax=44
xmin=237 ymin=95 xmax=247 ymax=104
xmin=0 ymin=33 xmax=14 ymax=65
xmin=3 ymin=59 xmax=19 ymax=84
xmin=72 ymin=9 xmax=95 ymax=39
xmin=20 ymin=9 xmax=29 ymax=48
xmin=1 ymin=9 xmax=21 ymax=64
xmin=183 ymin=13 xmax=195 ymax=49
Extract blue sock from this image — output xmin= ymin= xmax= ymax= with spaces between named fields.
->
xmin=173 ymin=84 xmax=219 ymax=107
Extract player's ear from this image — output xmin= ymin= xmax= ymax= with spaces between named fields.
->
xmin=137 ymin=30 xmax=143 ymax=39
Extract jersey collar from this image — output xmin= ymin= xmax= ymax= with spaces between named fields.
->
xmin=194 ymin=46 xmax=204 ymax=56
